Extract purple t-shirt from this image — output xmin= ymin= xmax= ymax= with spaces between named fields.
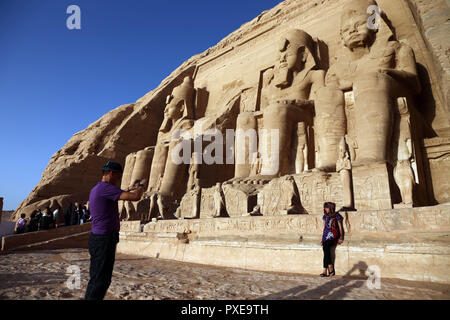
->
xmin=89 ymin=182 xmax=123 ymax=234
xmin=322 ymin=213 xmax=343 ymax=243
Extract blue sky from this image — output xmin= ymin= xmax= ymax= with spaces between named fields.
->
xmin=0 ymin=0 xmax=282 ymax=210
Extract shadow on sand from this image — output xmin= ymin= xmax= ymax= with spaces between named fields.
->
xmin=258 ymin=261 xmax=370 ymax=300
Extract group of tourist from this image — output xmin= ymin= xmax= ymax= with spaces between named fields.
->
xmin=64 ymin=202 xmax=91 ymax=226
xmin=14 ymin=202 xmax=91 ymax=234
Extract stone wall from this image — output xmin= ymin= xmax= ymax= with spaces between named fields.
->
xmin=118 ymin=205 xmax=450 ymax=284
xmin=1 ymin=223 xmax=91 ymax=252
xmin=406 ymin=0 xmax=450 ymax=136
xmin=423 ymin=137 xmax=450 ymax=204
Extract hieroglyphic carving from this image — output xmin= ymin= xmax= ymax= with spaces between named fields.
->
xmin=293 ymin=171 xmax=342 ymax=214
xmin=258 ymin=175 xmax=304 ymax=216
xmin=222 ymin=183 xmax=259 ymax=217
xmin=199 ymin=187 xmax=217 ymax=218
xmin=352 ymin=163 xmax=393 ymax=211
xmin=179 ymin=187 xmax=201 ymax=219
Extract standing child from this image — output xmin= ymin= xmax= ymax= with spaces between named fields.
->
xmin=320 ymin=202 xmax=344 ymax=277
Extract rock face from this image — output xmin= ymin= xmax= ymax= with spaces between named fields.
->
xmin=15 ymin=0 xmax=450 ymax=219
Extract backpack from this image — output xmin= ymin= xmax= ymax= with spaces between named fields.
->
xmin=330 ymin=215 xmax=341 ymax=240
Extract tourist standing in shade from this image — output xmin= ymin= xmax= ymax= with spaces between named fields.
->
xmin=71 ymin=203 xmax=81 ymax=225
xmin=26 ymin=211 xmax=39 ymax=233
xmin=80 ymin=205 xmax=91 ymax=224
xmin=320 ymin=202 xmax=344 ymax=277
xmin=39 ymin=211 xmax=49 ymax=230
xmin=84 ymin=161 xmax=147 ymax=300
xmin=44 ymin=206 xmax=52 ymax=219
xmin=64 ymin=203 xmax=73 ymax=226
xmin=37 ymin=209 xmax=43 ymax=221
xmin=53 ymin=205 xmax=61 ymax=227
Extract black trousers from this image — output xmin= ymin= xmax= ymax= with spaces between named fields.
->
xmin=85 ymin=232 xmax=119 ymax=300
xmin=322 ymin=240 xmax=336 ymax=269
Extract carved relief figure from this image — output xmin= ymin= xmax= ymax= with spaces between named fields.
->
xmin=213 ymin=183 xmax=225 ymax=217
xmin=281 ymin=175 xmax=303 ymax=214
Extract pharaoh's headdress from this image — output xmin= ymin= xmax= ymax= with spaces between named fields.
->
xmin=170 ymin=76 xmax=195 ymax=119
xmin=282 ymin=29 xmax=320 ymax=82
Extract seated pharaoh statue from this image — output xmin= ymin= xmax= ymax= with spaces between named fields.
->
xmin=237 ymin=29 xmax=325 ymax=178
xmin=146 ymin=76 xmax=196 ymax=220
xmin=314 ymin=0 xmax=421 ymax=171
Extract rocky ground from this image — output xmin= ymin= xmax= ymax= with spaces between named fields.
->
xmin=0 ymin=248 xmax=448 ymax=300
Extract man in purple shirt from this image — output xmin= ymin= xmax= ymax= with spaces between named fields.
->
xmin=85 ymin=160 xmax=147 ymax=300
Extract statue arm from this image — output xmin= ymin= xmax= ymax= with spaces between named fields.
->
xmin=381 ymin=45 xmax=421 ymax=94
xmin=308 ymin=70 xmax=326 ymax=100
xmin=325 ymin=66 xmax=352 ymax=91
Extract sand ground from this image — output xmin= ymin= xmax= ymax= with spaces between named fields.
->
xmin=0 ymin=248 xmax=448 ymax=300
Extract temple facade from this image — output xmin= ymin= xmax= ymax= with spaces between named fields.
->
xmin=14 ymin=0 xmax=450 ymax=283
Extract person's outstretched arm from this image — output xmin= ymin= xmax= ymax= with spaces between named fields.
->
xmin=119 ymin=179 xmax=147 ymax=202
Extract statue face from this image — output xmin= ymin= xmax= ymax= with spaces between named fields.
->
xmin=274 ymin=38 xmax=306 ymax=88
xmin=276 ymin=38 xmax=305 ymax=72
xmin=164 ymin=94 xmax=183 ymax=120
xmin=341 ymin=14 xmax=373 ymax=49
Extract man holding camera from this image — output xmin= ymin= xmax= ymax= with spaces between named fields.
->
xmin=85 ymin=160 xmax=147 ymax=300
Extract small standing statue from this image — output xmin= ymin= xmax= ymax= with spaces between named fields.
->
xmin=336 ymin=137 xmax=353 ymax=209
xmin=156 ymin=195 xmax=165 ymax=219
xmin=294 ymin=122 xmax=309 ymax=173
xmin=394 ymin=98 xmax=415 ymax=207
xmin=182 ymin=183 xmax=201 ymax=219
xmin=249 ymin=152 xmax=263 ymax=177
xmin=213 ymin=183 xmax=225 ymax=218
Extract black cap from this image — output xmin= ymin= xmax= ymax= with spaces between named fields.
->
xmin=102 ymin=161 xmax=123 ymax=173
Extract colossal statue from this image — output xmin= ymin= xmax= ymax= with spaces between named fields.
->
xmin=315 ymin=0 xmax=421 ymax=170
xmin=261 ymin=29 xmax=325 ymax=177
xmin=148 ymin=76 xmax=195 ymax=194
xmin=235 ymin=29 xmax=325 ymax=179
xmin=146 ymin=76 xmax=196 ymax=219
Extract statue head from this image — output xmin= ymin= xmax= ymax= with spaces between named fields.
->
xmin=164 ymin=76 xmax=195 ymax=122
xmin=274 ymin=29 xmax=318 ymax=88
xmin=340 ymin=0 xmax=378 ymax=50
